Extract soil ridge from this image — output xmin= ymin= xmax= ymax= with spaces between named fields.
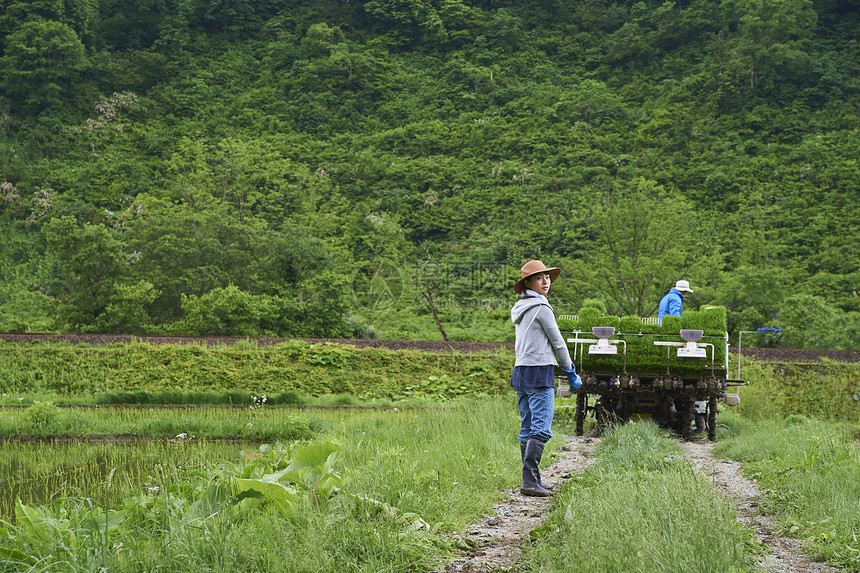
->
xmin=1 ymin=332 xmax=857 ymax=362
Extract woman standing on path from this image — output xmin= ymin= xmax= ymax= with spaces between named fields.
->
xmin=510 ymin=260 xmax=580 ymax=497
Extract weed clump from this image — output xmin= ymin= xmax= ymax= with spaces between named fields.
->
xmin=20 ymin=401 xmax=62 ymax=435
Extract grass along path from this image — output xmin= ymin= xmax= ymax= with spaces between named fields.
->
xmin=439 ymin=423 xmax=845 ymax=573
xmin=437 ymin=434 xmax=600 ymax=572
xmin=682 ymin=439 xmax=841 ymax=573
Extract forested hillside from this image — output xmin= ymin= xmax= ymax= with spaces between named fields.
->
xmin=0 ymin=0 xmax=857 ymax=347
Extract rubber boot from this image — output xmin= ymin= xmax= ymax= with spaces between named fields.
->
xmin=520 ymin=441 xmax=553 ymax=490
xmin=520 ymin=439 xmax=554 ymax=497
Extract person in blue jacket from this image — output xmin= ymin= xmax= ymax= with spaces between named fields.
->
xmin=657 ymin=280 xmax=694 ymax=325
xmin=510 ymin=260 xmax=579 ymax=497
xmin=657 ymin=279 xmax=707 ymax=432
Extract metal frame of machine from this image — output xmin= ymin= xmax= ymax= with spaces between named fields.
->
xmin=560 ymin=321 xmax=748 ymax=441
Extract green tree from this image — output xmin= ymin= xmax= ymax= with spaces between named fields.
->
xmin=566 ymin=178 xmax=709 ymax=317
xmin=204 ymin=0 xmax=262 ymax=38
xmin=0 ymin=216 xmax=56 ymax=331
xmin=44 ymin=216 xmax=126 ymax=331
xmin=0 ymin=0 xmax=98 ymax=40
xmin=717 ymin=264 xmax=790 ymax=336
xmin=605 ymin=22 xmax=654 ymax=66
xmin=484 ymin=8 xmax=523 ymax=51
xmin=551 ymin=79 xmax=623 ymax=124
xmin=775 ymin=294 xmax=860 ymax=349
xmin=161 ymin=136 xmax=343 ymax=230
xmin=363 ymin=0 xmax=446 ymax=43
xmin=254 ymin=222 xmax=342 ymax=289
xmin=277 ymin=271 xmax=352 ymax=338
xmin=124 ymin=202 xmax=266 ymax=324
xmin=0 ymin=265 xmax=55 ymax=332
xmin=721 ymin=0 xmax=817 ymax=90
xmin=179 ymin=284 xmax=276 ymax=336
xmin=0 ymin=19 xmax=88 ymax=113
xmin=95 ymin=280 xmax=160 ymax=333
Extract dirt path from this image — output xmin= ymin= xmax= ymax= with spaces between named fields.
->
xmin=682 ymin=440 xmax=841 ymax=573
xmin=438 ymin=434 xmax=600 ymax=572
xmin=438 ymin=434 xmax=842 ymax=573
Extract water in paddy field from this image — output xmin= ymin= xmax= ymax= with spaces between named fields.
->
xmin=0 ymin=438 xmax=247 ymax=521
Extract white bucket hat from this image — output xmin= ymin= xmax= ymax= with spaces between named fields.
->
xmin=674 ymin=280 xmax=694 ymax=293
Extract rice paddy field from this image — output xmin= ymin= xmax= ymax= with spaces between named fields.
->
xmin=1 ymin=338 xmax=859 ymax=572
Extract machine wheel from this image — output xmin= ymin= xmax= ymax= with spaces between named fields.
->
xmin=675 ymin=398 xmax=694 ymax=440
xmin=574 ymin=391 xmax=587 ymax=436
xmin=707 ymin=396 xmax=718 ymax=441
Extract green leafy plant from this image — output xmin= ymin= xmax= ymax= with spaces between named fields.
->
xmin=20 ymin=401 xmax=62 ymax=435
xmin=228 ymin=442 xmax=343 ymax=514
xmin=307 ymin=344 xmax=357 ymax=368
xmin=0 ymin=498 xmax=125 ymax=568
xmin=0 ymin=441 xmax=346 ymax=568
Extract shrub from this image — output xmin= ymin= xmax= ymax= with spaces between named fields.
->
xmin=578 ymin=307 xmax=600 ymax=332
xmin=581 ymin=298 xmax=607 ymax=313
xmin=661 ymin=315 xmax=682 ymax=332
xmin=21 ymin=401 xmax=62 ymax=435
xmin=619 ymin=316 xmax=642 ymax=333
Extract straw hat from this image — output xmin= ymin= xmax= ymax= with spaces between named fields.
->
xmin=674 ymin=280 xmax=694 ymax=293
xmin=514 ymin=260 xmax=561 ymax=294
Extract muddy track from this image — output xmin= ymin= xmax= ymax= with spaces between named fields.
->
xmin=437 ymin=435 xmax=843 ymax=573
xmin=1 ymin=333 xmax=857 ymax=362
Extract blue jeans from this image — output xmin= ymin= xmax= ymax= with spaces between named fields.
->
xmin=515 ymin=386 xmax=554 ymax=443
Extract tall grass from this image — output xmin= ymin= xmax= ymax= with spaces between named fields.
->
xmin=0 ymin=396 xmax=529 ymax=572
xmin=735 ymin=360 xmax=860 ymax=423
xmin=111 ymin=499 xmax=447 ymax=573
xmin=327 ymin=394 xmax=523 ymax=529
xmin=0 ymin=403 xmax=321 ymax=440
xmin=524 ymin=421 xmax=749 ymax=572
xmin=0 ymin=439 xmax=245 ymax=520
xmin=0 ymin=340 xmax=512 ymax=401
xmin=715 ymin=415 xmax=860 ymax=570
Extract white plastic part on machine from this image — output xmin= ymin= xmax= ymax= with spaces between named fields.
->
xmin=677 ymin=344 xmax=707 ymax=360
xmin=677 ymin=329 xmax=707 ymax=360
xmin=588 ymin=339 xmax=618 ymax=355
xmin=588 ymin=327 xmax=619 ymax=356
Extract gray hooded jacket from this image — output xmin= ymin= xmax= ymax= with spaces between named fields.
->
xmin=511 ymin=297 xmax=573 ymax=371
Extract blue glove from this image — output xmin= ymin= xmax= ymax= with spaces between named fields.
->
xmin=561 ymin=365 xmax=582 ymax=392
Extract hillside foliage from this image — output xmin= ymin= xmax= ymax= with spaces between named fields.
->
xmin=0 ymin=0 xmax=857 ymax=347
